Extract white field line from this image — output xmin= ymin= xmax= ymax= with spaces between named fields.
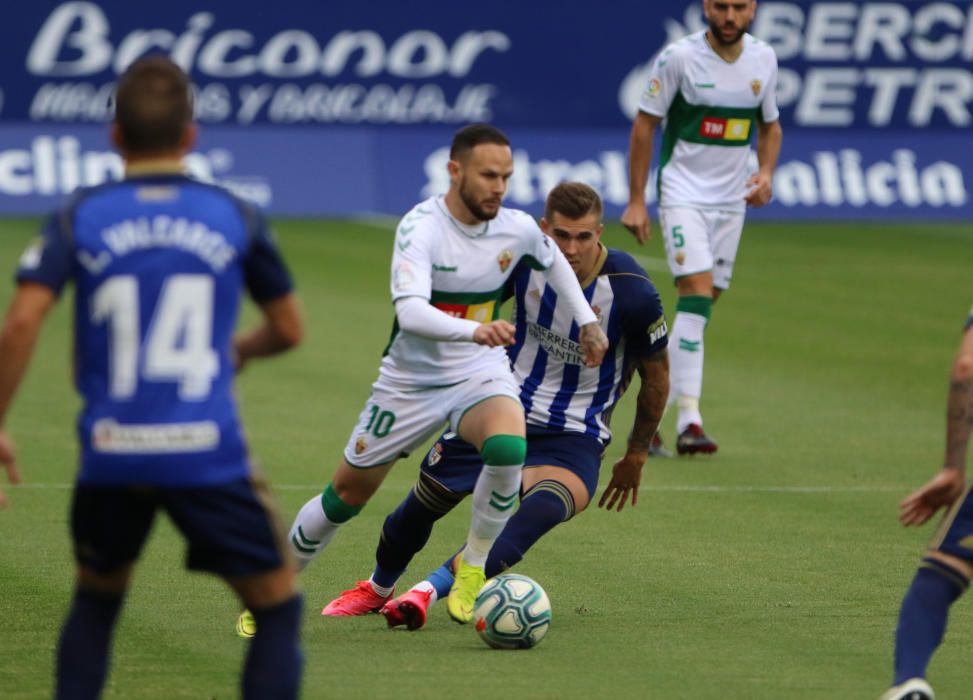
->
xmin=9 ymin=483 xmax=906 ymax=494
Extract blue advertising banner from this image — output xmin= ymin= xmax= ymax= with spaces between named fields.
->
xmin=0 ymin=2 xmax=970 ymax=218
xmin=0 ymin=124 xmax=967 ymax=220
xmin=3 ymin=1 xmax=973 ymax=129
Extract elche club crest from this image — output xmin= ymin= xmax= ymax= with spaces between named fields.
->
xmin=751 ymin=79 xmax=762 ymax=96
xmin=497 ymin=249 xmax=513 ymax=272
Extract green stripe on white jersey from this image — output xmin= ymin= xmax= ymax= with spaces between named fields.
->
xmin=382 ymin=195 xmax=556 ymax=386
xmin=639 ymin=30 xmax=780 ymax=210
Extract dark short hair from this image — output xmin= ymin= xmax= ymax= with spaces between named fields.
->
xmin=449 ymin=123 xmax=510 ymax=161
xmin=544 ymin=181 xmax=604 ymax=222
xmin=114 ymin=55 xmax=192 ymax=154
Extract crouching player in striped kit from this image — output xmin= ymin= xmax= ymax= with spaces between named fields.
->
xmin=880 ymin=311 xmax=973 ymax=700
xmin=0 ymin=57 xmax=304 ymax=699
xmin=325 ymin=182 xmax=670 ymax=629
xmin=280 ymin=127 xmax=609 ymax=628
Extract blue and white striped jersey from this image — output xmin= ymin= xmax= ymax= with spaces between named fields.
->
xmin=506 ymin=246 xmax=668 ymax=442
xmin=15 ymin=172 xmax=293 ymax=486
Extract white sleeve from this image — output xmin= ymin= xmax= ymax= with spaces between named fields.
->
xmin=390 ymin=219 xmax=433 ymax=302
xmin=541 ymin=246 xmax=597 ymax=327
xmin=395 ymin=296 xmax=480 ymax=341
xmin=523 ymin=217 xmax=557 ymax=270
xmin=637 ymin=43 xmax=682 ymax=118
xmin=761 ymin=53 xmax=780 ymax=123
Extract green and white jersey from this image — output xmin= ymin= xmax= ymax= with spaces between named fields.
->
xmin=639 ymin=30 xmax=779 ymax=211
xmin=383 ymin=195 xmax=556 ymax=384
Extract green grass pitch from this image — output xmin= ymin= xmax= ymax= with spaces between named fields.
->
xmin=0 ymin=216 xmax=971 ymax=698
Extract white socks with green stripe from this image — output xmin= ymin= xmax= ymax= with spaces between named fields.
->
xmin=668 ymin=295 xmax=712 ymax=433
xmin=288 ymin=484 xmax=362 ymax=571
xmin=463 ymin=434 xmax=526 ymax=567
xmin=289 ymin=496 xmax=334 ymax=571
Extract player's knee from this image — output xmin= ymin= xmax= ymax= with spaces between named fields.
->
xmin=320 ymin=483 xmax=364 ymax=523
xmin=227 ymin=565 xmax=297 ymax=610
xmin=480 ymin=434 xmax=527 ymax=466
xmin=923 ymin=552 xmax=973 ymax=592
xmin=522 ymin=479 xmax=576 ymax=523
xmin=413 ymin=472 xmax=466 ymax=516
xmin=77 ymin=564 xmax=133 ymax=597
xmin=675 ymin=295 xmax=713 ymax=321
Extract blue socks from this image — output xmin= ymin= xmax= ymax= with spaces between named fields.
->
xmin=373 ymin=489 xmax=446 ymax=588
xmin=429 ymin=563 xmax=457 ymax=600
xmin=243 ymin=594 xmax=304 ymax=700
xmin=893 ymin=559 xmax=967 ymax=685
xmin=428 ymin=484 xmax=571 ymax=598
xmin=484 ymin=485 xmax=568 ymax=577
xmin=55 ymin=587 xmax=302 ymax=700
xmin=55 ymin=587 xmax=124 ymax=700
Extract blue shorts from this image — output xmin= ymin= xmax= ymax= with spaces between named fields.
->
xmin=930 ymin=482 xmax=973 ymax=562
xmin=70 ymin=474 xmax=290 ymax=577
xmin=420 ymin=424 xmax=604 ymax=498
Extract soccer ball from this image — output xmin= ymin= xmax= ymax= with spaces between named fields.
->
xmin=473 ymin=573 xmax=551 ymax=649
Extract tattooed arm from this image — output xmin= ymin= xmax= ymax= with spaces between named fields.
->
xmin=898 ymin=325 xmax=973 ymax=526
xmin=944 ymin=326 xmax=973 ymax=469
xmin=598 ymin=349 xmax=670 ymax=512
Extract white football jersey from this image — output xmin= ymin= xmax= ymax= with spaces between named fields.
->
xmin=383 ymin=195 xmax=557 ymax=384
xmin=638 ymin=30 xmax=779 ymax=211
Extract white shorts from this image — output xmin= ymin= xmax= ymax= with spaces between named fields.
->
xmin=342 ymin=365 xmax=521 ymax=467
xmin=658 ymin=207 xmax=745 ymax=290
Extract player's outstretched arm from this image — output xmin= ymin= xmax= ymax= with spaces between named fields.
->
xmin=540 ymin=248 xmax=606 ymax=366
xmin=899 ymin=324 xmax=973 ymax=526
xmin=599 ymin=350 xmax=669 ymax=512
xmin=394 ymin=296 xmax=499 ymax=344
xmin=899 ymin=470 xmax=964 ymax=527
xmin=745 ymin=120 xmax=783 ymax=208
xmin=0 ymin=283 xmax=57 ymax=508
xmin=621 ymin=112 xmax=660 ymax=244
xmin=233 ymin=293 xmax=303 ymax=372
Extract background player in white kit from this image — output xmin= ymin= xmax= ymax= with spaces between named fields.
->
xmin=277 ymin=124 xmax=608 ymax=627
xmin=622 ymin=0 xmax=783 ymax=455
